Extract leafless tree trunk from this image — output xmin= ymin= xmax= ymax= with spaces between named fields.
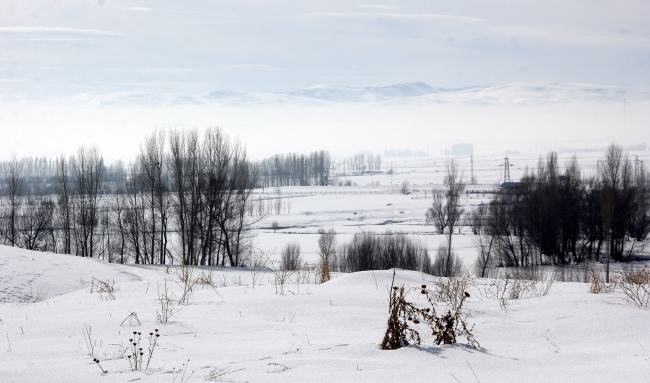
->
xmin=139 ymin=130 xmax=168 ymax=264
xmin=4 ymin=154 xmax=23 ymax=247
xmin=444 ymin=158 xmax=465 ymax=277
xmin=55 ymin=155 xmax=73 ymax=254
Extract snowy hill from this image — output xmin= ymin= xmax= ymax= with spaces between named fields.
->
xmin=0 ymin=246 xmax=146 ymax=301
xmin=0 ymin=245 xmax=649 ymax=382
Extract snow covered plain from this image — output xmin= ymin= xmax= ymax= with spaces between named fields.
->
xmin=1 ymin=154 xmax=650 ymax=382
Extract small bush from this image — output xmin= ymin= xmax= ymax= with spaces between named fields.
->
xmin=281 ymin=242 xmax=302 ymax=271
xmin=589 ymin=268 xmax=613 ymax=294
xmin=316 ymin=228 xmax=337 ymax=283
xmin=431 ymin=273 xmax=475 ymax=312
xmin=400 ymin=180 xmax=410 ymax=195
xmin=482 ymin=271 xmax=554 ymax=309
xmin=613 ymin=266 xmax=650 ymax=307
xmin=336 ymin=230 xmax=430 ymax=273
xmin=89 ymin=278 xmax=117 ymax=301
xmin=431 ymin=242 xmax=463 ymax=277
xmin=156 ymin=280 xmax=178 ymax=324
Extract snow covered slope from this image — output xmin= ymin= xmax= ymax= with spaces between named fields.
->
xmin=0 ymin=246 xmax=147 ymax=302
xmin=0 ymin=245 xmax=649 ymax=382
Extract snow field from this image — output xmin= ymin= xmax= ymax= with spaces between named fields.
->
xmin=1 ymin=248 xmax=649 ymax=382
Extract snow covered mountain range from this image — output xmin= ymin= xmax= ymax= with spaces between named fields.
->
xmin=2 ymin=82 xmax=648 ymax=108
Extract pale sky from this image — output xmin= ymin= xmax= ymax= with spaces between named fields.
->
xmin=1 ymin=0 xmax=649 ymax=95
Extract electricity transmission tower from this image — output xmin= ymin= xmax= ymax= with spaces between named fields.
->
xmin=499 ymin=157 xmax=513 ymax=183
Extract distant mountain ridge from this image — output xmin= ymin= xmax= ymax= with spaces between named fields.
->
xmin=285 ymin=82 xmax=470 ymax=103
xmin=2 ymin=82 xmax=649 ymax=108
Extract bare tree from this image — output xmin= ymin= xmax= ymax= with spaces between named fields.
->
xmin=443 ymin=158 xmax=465 ymax=277
xmin=471 ymin=204 xmax=495 ymax=278
xmin=426 ymin=193 xmax=447 ymax=234
xmin=431 ymin=242 xmax=462 ymax=277
xmin=169 ymin=129 xmax=202 ymax=265
xmin=4 ymin=154 xmax=23 ymax=247
xmin=17 ymin=197 xmax=54 ymax=250
xmin=55 ymin=155 xmax=73 ymax=254
xmin=124 ymin=163 xmax=146 ymax=264
xmin=74 ymin=146 xmax=104 ymax=258
xmin=139 ymin=130 xmax=169 ymax=264
xmin=600 ymin=143 xmax=633 ymax=281
xmin=281 ymin=242 xmax=302 ymax=271
xmin=317 ymin=228 xmax=337 ymax=282
xmin=400 ymin=180 xmax=410 ymax=195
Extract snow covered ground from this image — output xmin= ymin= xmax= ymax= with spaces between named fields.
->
xmin=1 ymin=246 xmax=649 ymax=383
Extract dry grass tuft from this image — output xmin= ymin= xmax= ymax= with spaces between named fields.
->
xmin=613 ymin=266 xmax=650 ymax=307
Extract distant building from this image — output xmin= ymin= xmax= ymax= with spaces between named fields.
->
xmin=498 ymin=182 xmax=523 ymax=192
xmin=445 ymin=143 xmax=474 ymax=156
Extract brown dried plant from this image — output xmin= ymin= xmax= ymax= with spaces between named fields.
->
xmin=588 ymin=269 xmax=614 ymax=294
xmin=613 ymin=266 xmax=650 ymax=307
xmin=381 ymin=271 xmax=479 ymax=350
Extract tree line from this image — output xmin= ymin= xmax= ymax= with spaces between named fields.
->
xmin=0 ymin=128 xmax=258 ymax=266
xmin=330 ymin=152 xmax=382 ymax=176
xmin=471 ymin=144 xmax=650 ymax=280
xmin=255 ymin=151 xmax=331 ymax=188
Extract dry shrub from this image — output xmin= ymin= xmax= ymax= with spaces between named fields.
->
xmin=317 ymin=228 xmax=337 ymax=283
xmin=430 ymin=242 xmax=463 ymax=277
xmin=196 ymin=270 xmax=220 ymax=292
xmin=317 ymin=259 xmax=331 ymax=284
xmin=281 ymin=242 xmax=302 ymax=271
xmin=156 ymin=280 xmax=179 ymax=324
xmin=89 ymin=278 xmax=117 ymax=301
xmin=381 ymin=271 xmax=479 ymax=350
xmin=588 ymin=269 xmax=614 ymax=294
xmin=175 ymin=265 xmax=202 ymax=305
xmin=272 ymin=269 xmax=292 ymax=295
xmin=613 ymin=266 xmax=650 ymax=307
xmin=205 ymin=367 xmax=244 ymax=381
xmin=484 ymin=273 xmax=540 ymax=309
xmin=431 ymin=273 xmax=475 ymax=312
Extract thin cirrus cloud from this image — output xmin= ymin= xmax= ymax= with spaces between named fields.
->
xmin=492 ymin=25 xmax=650 ymax=51
xmin=119 ymin=7 xmax=153 ymax=11
xmin=0 ymin=27 xmax=126 ymax=37
xmin=305 ymin=12 xmax=483 ymax=23
xmin=358 ymin=5 xmax=402 ymax=10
